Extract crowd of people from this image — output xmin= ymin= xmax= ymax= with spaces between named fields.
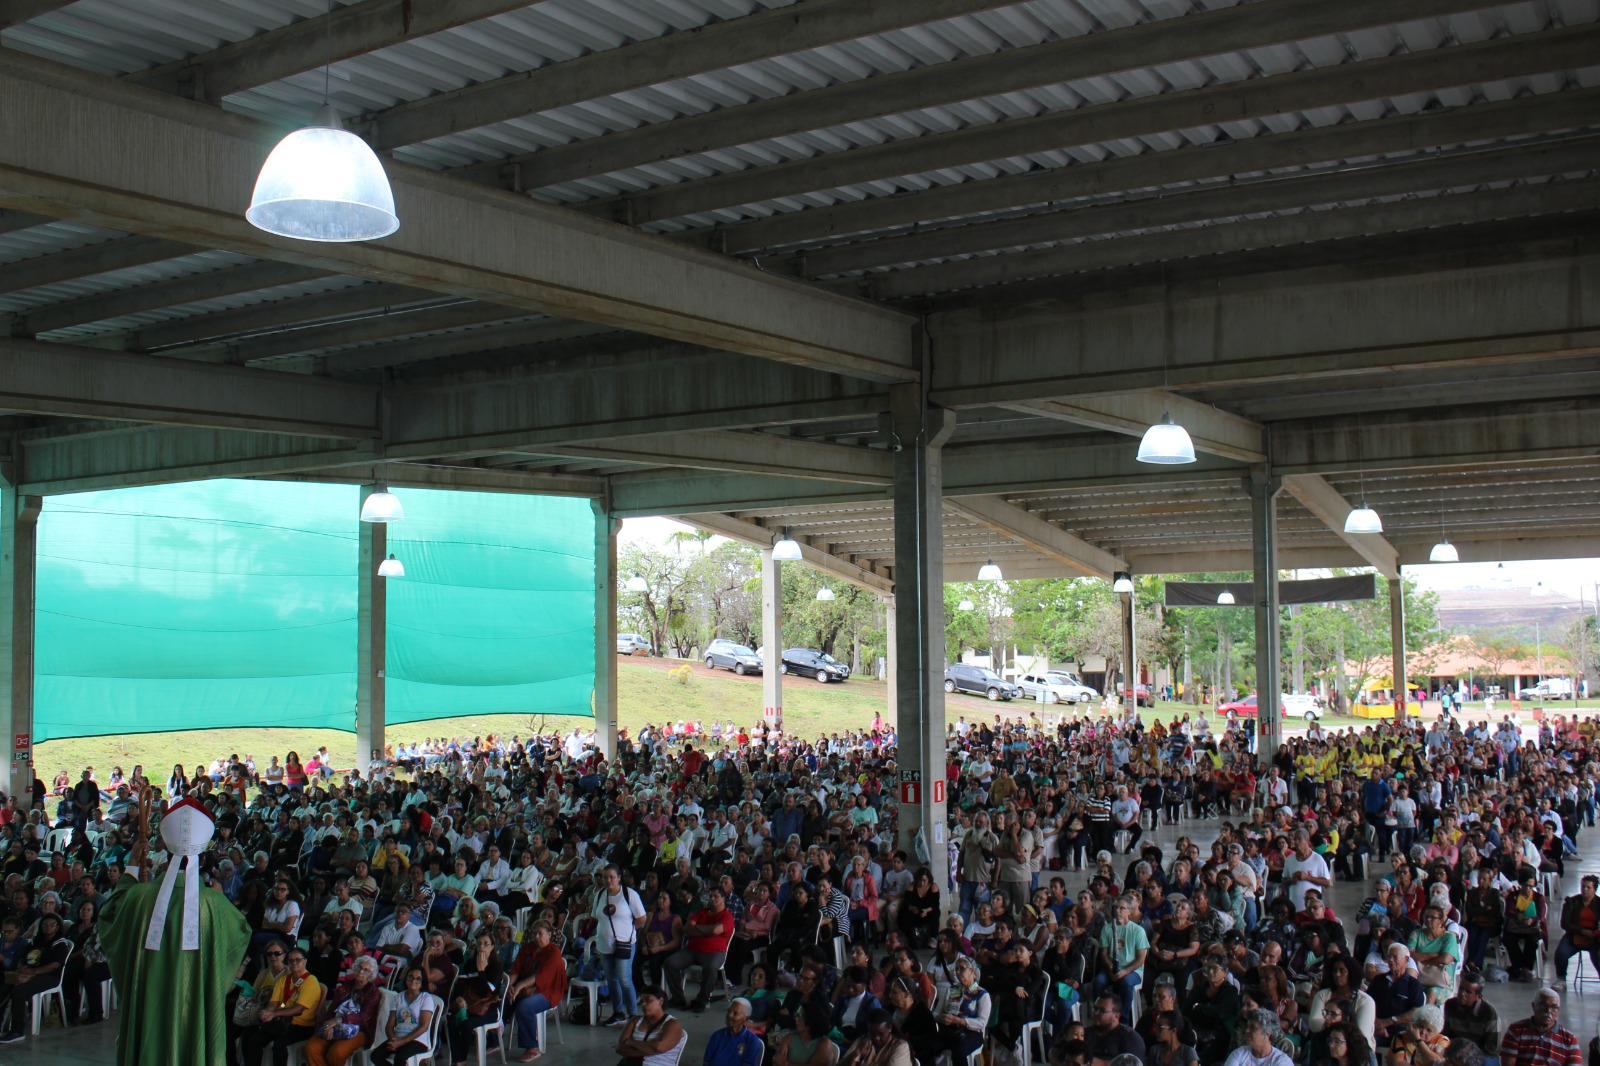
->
xmin=0 ymin=708 xmax=1597 ymax=1066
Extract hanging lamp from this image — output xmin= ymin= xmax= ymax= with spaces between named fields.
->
xmin=816 ymin=585 xmax=836 ymax=601
xmin=626 ymin=575 xmax=649 ymax=593
xmin=1112 ymin=571 xmax=1134 ymax=593
xmin=1429 ymin=538 xmax=1459 ymax=563
xmin=771 ymin=530 xmax=803 ymax=561
xmin=1344 ymin=505 xmax=1383 ymax=533
xmin=377 ymin=554 xmax=405 ymax=578
xmin=957 ymin=598 xmax=975 ymax=612
xmin=978 ymin=560 xmax=1003 ymax=581
xmin=1136 ymin=413 xmax=1197 ymax=465
xmin=360 ymin=489 xmax=404 ymax=523
xmin=1216 ymin=590 xmax=1235 ymax=605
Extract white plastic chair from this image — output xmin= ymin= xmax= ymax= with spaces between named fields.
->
xmin=44 ymin=826 xmax=74 ymax=858
xmin=569 ymin=941 xmax=605 ymax=1026
xmin=100 ymin=977 xmax=118 ymax=1014
xmin=29 ymin=941 xmax=72 ymax=1035
xmin=1572 ymin=947 xmax=1600 ymax=993
xmin=351 ymin=988 xmax=397 ymax=1066
xmin=472 ymin=984 xmax=510 ymax=1066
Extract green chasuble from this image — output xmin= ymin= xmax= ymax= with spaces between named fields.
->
xmin=100 ymin=875 xmax=251 ymax=1066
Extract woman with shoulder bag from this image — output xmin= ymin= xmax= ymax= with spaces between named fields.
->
xmin=593 ymin=864 xmax=648 ymax=1027
xmin=447 ymin=932 xmax=506 ymax=1066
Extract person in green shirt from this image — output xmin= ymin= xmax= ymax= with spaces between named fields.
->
xmin=1093 ymin=895 xmax=1148 ymax=1022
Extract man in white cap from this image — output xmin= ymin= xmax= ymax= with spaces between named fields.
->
xmin=99 ymin=797 xmax=250 ymax=1066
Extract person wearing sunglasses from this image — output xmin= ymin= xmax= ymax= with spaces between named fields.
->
xmin=240 ymin=948 xmax=322 ymax=1066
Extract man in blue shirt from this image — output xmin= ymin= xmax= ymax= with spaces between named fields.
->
xmin=1362 ymin=770 xmax=1394 ymax=860
xmin=703 ymin=998 xmax=763 ymax=1066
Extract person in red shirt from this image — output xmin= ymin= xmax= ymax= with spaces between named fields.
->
xmin=682 ymin=745 xmax=706 ymax=779
xmin=664 ymin=887 xmax=735 ymax=1011
xmin=508 ymin=922 xmax=568 ymax=1062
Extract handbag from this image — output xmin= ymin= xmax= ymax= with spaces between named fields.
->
xmin=1418 ymin=963 xmax=1450 ymax=988
xmin=611 ymin=939 xmax=635 ymax=959
xmin=231 ymin=992 xmax=263 ymax=1028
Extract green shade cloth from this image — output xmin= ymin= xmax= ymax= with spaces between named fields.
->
xmin=33 ymin=481 xmax=596 ymax=741
xmin=99 ymin=874 xmax=251 ymax=1066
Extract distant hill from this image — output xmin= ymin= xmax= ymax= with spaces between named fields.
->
xmin=1438 ymin=586 xmax=1590 ymax=638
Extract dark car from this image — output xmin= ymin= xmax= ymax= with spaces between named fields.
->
xmin=704 ymin=638 xmax=763 ymax=675
xmin=782 ymin=647 xmax=850 ymax=682
xmin=943 ymin=663 xmax=1021 ymax=701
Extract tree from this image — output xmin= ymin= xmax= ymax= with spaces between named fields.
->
xmin=618 ymin=542 xmax=696 ymax=656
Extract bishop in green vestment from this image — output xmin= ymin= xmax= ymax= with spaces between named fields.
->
xmin=100 ymin=799 xmax=251 ymax=1066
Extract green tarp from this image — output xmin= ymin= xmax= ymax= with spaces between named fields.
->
xmin=34 ymin=480 xmax=594 ymax=741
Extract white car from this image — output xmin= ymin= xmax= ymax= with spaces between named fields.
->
xmin=1015 ymin=671 xmax=1098 ymax=704
xmin=616 ymin=633 xmax=653 ymax=656
xmin=1283 ymin=693 xmax=1323 ymax=720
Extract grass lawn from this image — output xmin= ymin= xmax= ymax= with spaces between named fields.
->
xmin=32 ymin=658 xmax=1600 ymax=781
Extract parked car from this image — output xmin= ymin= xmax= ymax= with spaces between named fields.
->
xmin=1015 ymin=671 xmax=1097 ymax=704
xmin=781 ymin=647 xmax=850 ymax=682
xmin=1217 ymin=693 xmax=1322 ymax=721
xmin=944 ymin=664 xmax=1021 ymax=701
xmin=1117 ymin=684 xmax=1156 ymax=709
xmin=616 ymin=632 xmax=653 ymax=656
xmin=1517 ymin=678 xmax=1574 ymax=700
xmin=704 ymin=638 xmax=763 ymax=675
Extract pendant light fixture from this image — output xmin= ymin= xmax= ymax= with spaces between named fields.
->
xmin=626 ymin=575 xmax=649 ymax=593
xmin=771 ymin=529 xmax=803 ymax=561
xmin=978 ymin=560 xmax=1003 ymax=581
xmin=377 ymin=554 xmax=405 ymax=578
xmin=247 ymin=2 xmax=397 ymax=242
xmin=1429 ymin=489 xmax=1458 ymax=562
xmin=1216 ymin=590 xmax=1235 ymax=605
xmin=1136 ymin=413 xmax=1197 ymax=465
xmin=816 ymin=585 xmax=836 ymax=601
xmin=1112 ymin=571 xmax=1133 ymax=594
xmin=958 ymin=598 xmax=975 ymax=612
xmin=1343 ymin=417 xmax=1381 ymax=532
xmin=360 ymin=488 xmax=404 ymax=523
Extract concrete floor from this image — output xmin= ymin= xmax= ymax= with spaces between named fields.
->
xmin=12 ymin=812 xmax=1598 ymax=1066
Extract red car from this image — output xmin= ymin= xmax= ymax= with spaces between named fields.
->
xmin=1117 ymin=684 xmax=1155 ymax=708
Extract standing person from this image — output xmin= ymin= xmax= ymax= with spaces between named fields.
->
xmin=593 ymin=864 xmax=648 ymax=1026
xmin=1498 ymin=988 xmax=1582 ymax=1066
xmin=665 ymin=886 xmax=735 ymax=1012
xmin=508 ymin=922 xmax=568 ymax=1062
xmin=996 ymin=810 xmax=1036 ymax=918
xmin=958 ymin=813 xmax=998 ymax=925
xmin=1282 ymin=830 xmax=1333 ymax=912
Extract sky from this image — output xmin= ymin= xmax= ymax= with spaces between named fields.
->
xmin=620 ymin=518 xmax=1600 ymax=604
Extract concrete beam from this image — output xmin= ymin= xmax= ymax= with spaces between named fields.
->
xmin=278 ymin=464 xmax=604 ymax=498
xmin=129 ymin=0 xmax=536 ymax=104
xmin=862 ymin=179 xmax=1598 ymax=299
xmin=680 ymin=511 xmax=893 ymax=595
xmin=130 ymin=281 xmax=441 ymax=353
xmin=1272 ymin=400 xmax=1600 ymax=475
xmin=943 ymin=495 xmax=1124 ymax=579
xmin=0 ymin=336 xmax=379 ymax=438
xmin=927 ymin=244 xmax=1600 ymax=406
xmin=546 ymin=430 xmax=893 ymax=486
xmin=383 ymin=348 xmax=889 ymax=460
xmin=17 ymin=424 xmax=371 ymax=495
xmin=372 ymin=0 xmax=1020 ymax=152
xmin=14 ymin=260 xmax=326 ymax=337
xmin=0 ymin=209 xmax=51 ymax=235
xmin=707 ymin=90 xmax=1600 ymax=255
xmin=320 ymin=320 xmax=613 ymax=374
xmin=799 ymin=140 xmax=1600 ymax=278
xmin=616 ymin=23 xmax=1598 ymax=223
xmin=0 ymin=1 xmax=73 ymax=28
xmin=493 ymin=0 xmax=1507 ymax=190
xmin=1007 ymin=393 xmax=1266 ymax=464
xmin=0 ymin=51 xmax=917 ymax=383
xmin=1281 ymin=474 xmax=1400 ymax=580
xmin=0 ymin=236 xmax=192 ymax=294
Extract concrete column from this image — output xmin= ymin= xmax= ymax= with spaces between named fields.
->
xmin=1121 ymin=578 xmax=1137 ymax=716
xmin=356 ymin=486 xmax=387 ymax=775
xmin=593 ymin=500 xmax=620 ymax=760
xmin=889 ymin=383 xmax=957 ymax=883
xmin=761 ymin=549 xmax=784 ymax=731
xmin=884 ymin=597 xmax=897 ymax=732
xmin=1251 ymin=469 xmax=1283 ymax=764
xmin=1389 ymin=573 xmax=1408 ymax=725
xmin=0 ymin=474 xmax=40 ymax=802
